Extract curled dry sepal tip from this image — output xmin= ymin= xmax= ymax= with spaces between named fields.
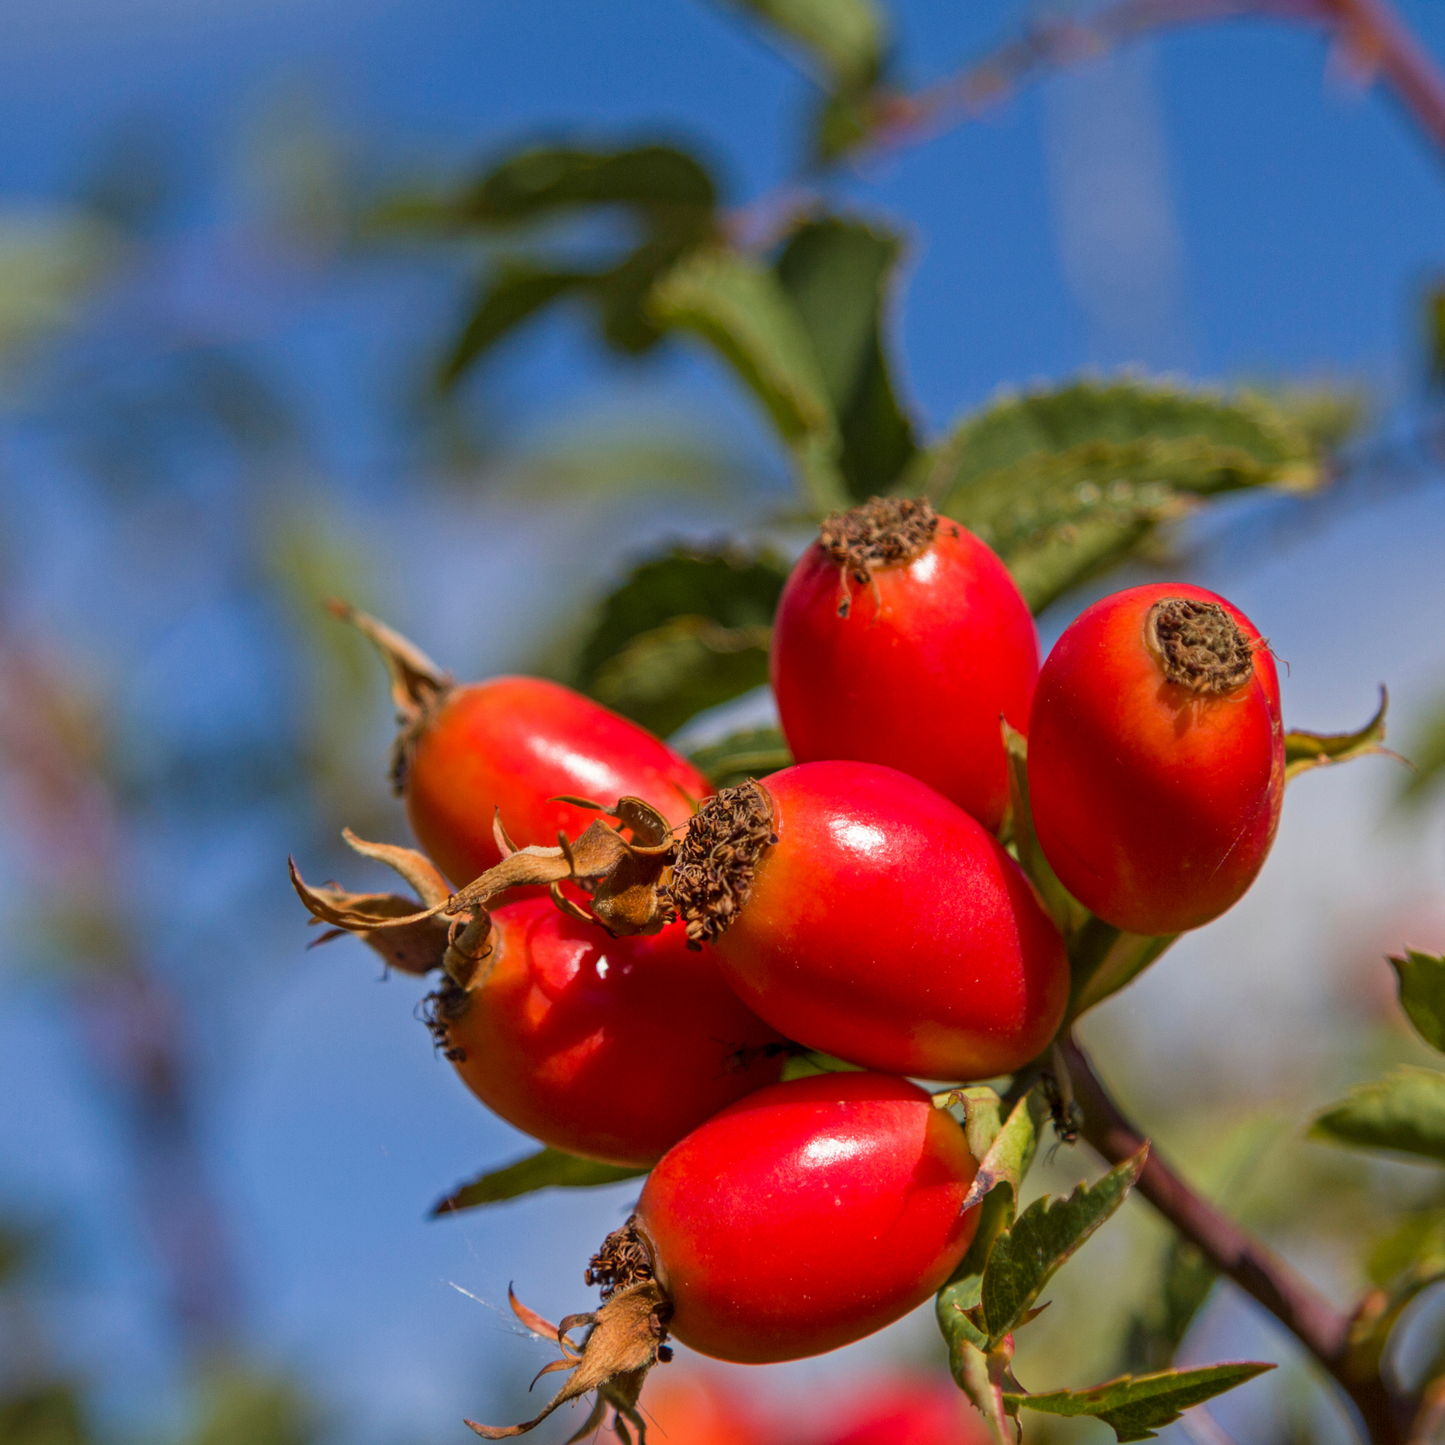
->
xmin=465 ymin=1276 xmax=672 ymax=1443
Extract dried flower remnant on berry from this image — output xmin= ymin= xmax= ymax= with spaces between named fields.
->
xmin=667 ymin=781 xmax=777 ymax=947
xmin=820 ymin=497 xmax=941 ymax=617
xmin=586 ymin=1220 xmax=657 ymax=1300
xmin=1146 ymin=597 xmax=1255 ymax=695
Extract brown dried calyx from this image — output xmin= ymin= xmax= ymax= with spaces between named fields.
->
xmin=666 ymin=780 xmax=777 ymax=948
xmin=820 ymin=496 xmax=939 ymax=618
xmin=1146 ymin=597 xmax=1255 ymax=695
xmin=466 ymin=1222 xmax=673 ymax=1444
xmin=325 ymin=599 xmax=453 ymax=796
xmin=289 ymin=795 xmax=681 ymax=1003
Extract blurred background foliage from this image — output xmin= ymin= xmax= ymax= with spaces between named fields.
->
xmin=3 ymin=1 xmax=1445 ymax=1444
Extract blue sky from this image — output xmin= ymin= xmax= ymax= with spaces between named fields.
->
xmin=4 ymin=3 xmax=1445 ymax=1444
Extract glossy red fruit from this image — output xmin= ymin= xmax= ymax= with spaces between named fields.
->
xmin=670 ymin=761 xmax=1068 ymax=1080
xmin=632 ymin=1073 xmax=979 ymax=1363
xmin=1027 ymin=582 xmax=1284 ymax=936
xmin=810 ymin=1377 xmax=994 ymax=1445
xmin=439 ymin=898 xmax=787 ymax=1168
xmin=331 ymin=602 xmax=711 ymax=888
xmin=409 ymin=677 xmax=710 ymax=887
xmin=771 ymin=497 xmax=1039 ymax=832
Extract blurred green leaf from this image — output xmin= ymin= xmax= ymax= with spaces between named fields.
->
xmin=1121 ymin=1239 xmax=1218 ymax=1374
xmin=648 ymin=247 xmax=848 ymax=511
xmin=0 ymin=1227 xmax=28 ymax=1284
xmin=1068 ymin=921 xmax=1177 ymax=1021
xmin=578 ymin=546 xmax=786 ymax=686
xmin=187 ymin=1374 xmax=313 ymax=1445
xmin=780 ymin=1049 xmax=866 ymax=1080
xmin=1285 ymin=689 xmax=1389 ymax=782
xmin=395 ymin=144 xmax=720 ymax=377
xmin=981 ymin=1146 xmax=1148 ymax=1346
xmin=431 ymin=1148 xmax=645 ymax=1216
xmin=720 ymin=0 xmax=885 ymax=90
xmin=916 ymin=380 xmax=1322 ymax=612
xmin=1368 ymin=1208 xmax=1445 ymax=1287
xmin=0 ymin=1386 xmax=89 ymax=1445
xmin=576 ymin=546 xmax=787 ymax=736
xmin=439 ymin=266 xmax=590 ymax=387
xmin=1311 ymin=1067 xmax=1445 ymax=1163
xmin=687 ymin=727 xmax=793 ymax=788
xmin=1391 ymin=950 xmax=1445 ymax=1053
xmin=592 ymin=615 xmax=772 ymax=738
xmin=775 ymin=217 xmax=917 ymax=498
xmin=457 ymin=144 xmax=716 ymax=224
xmin=1400 ymin=692 xmax=1445 ymax=804
xmin=1005 ymin=1362 xmax=1274 ymax=1442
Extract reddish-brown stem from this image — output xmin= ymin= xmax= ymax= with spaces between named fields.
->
xmin=862 ymin=0 xmax=1445 ymax=169
xmin=1061 ymin=1033 xmax=1406 ymax=1445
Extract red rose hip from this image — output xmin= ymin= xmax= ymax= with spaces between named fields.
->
xmin=437 ymin=899 xmax=786 ymax=1168
xmin=668 ymin=760 xmax=1069 ymax=1080
xmin=1027 ymin=582 xmax=1285 ymax=936
xmin=770 ymin=497 xmax=1039 ymax=832
xmin=330 ymin=602 xmax=709 ymax=886
xmin=631 ymin=1073 xmax=980 ymax=1362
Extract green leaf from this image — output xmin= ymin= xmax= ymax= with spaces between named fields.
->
xmin=578 ymin=546 xmax=786 ymax=688
xmin=396 ymin=145 xmax=719 ymax=378
xmin=576 ymin=545 xmax=788 ymax=737
xmin=1399 ymin=691 xmax=1445 ymax=805
xmin=774 ymin=217 xmax=917 ymax=498
xmin=1391 ymin=950 xmax=1445 ymax=1053
xmin=648 ymin=247 xmax=848 ymax=512
xmin=431 ymin=1148 xmax=645 ymax=1216
xmin=915 ymin=379 xmax=1321 ymax=613
xmin=1006 ymin=1362 xmax=1274 ymax=1443
xmin=1285 ymin=688 xmax=1390 ymax=782
xmin=780 ymin=1049 xmax=866 ymax=1081
xmin=0 ymin=1385 xmax=90 ymax=1445
xmin=1311 ymin=1067 xmax=1445 ymax=1164
xmin=935 ymin=1088 xmax=1047 ymax=1365
xmin=961 ymin=1087 xmax=1047 ymax=1217
xmin=1348 ymin=1208 xmax=1445 ymax=1377
xmin=589 ymin=617 xmax=769 ymax=739
xmin=1068 ymin=919 xmax=1178 ymax=1021
xmin=687 ymin=727 xmax=793 ymax=789
xmin=1121 ymin=1238 xmax=1218 ymax=1374
xmin=1000 ymin=721 xmax=1085 ymax=937
xmin=439 ymin=266 xmax=590 ymax=387
xmin=720 ymin=0 xmax=886 ymax=90
xmin=457 ymin=144 xmax=716 ymax=225
xmin=949 ymin=1339 xmax=1013 ymax=1445
xmin=1368 ymin=1207 xmax=1445 ymax=1287
xmin=981 ymin=1146 xmax=1148 ymax=1347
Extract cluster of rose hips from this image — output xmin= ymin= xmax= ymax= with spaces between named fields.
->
xmin=293 ymin=496 xmax=1283 ymax=1441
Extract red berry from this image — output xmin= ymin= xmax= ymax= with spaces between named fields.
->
xmin=770 ymin=497 xmax=1039 ymax=832
xmin=811 ymin=1378 xmax=995 ymax=1445
xmin=1027 ymin=583 xmax=1284 ymax=935
xmin=629 ymin=1073 xmax=979 ymax=1362
xmin=669 ymin=761 xmax=1069 ymax=1080
xmin=329 ymin=602 xmax=710 ymax=888
xmin=438 ymin=898 xmax=787 ymax=1168
xmin=409 ymin=677 xmax=709 ymax=886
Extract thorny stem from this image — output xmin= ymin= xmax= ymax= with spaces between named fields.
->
xmin=1060 ymin=1032 xmax=1407 ymax=1445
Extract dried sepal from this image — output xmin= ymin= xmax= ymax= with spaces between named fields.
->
xmin=326 ymin=599 xmax=453 ymax=795
xmin=465 ymin=1283 xmax=672 ymax=1443
xmin=288 ymin=861 xmax=451 ymax=976
xmin=339 ymin=828 xmax=451 ymax=907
